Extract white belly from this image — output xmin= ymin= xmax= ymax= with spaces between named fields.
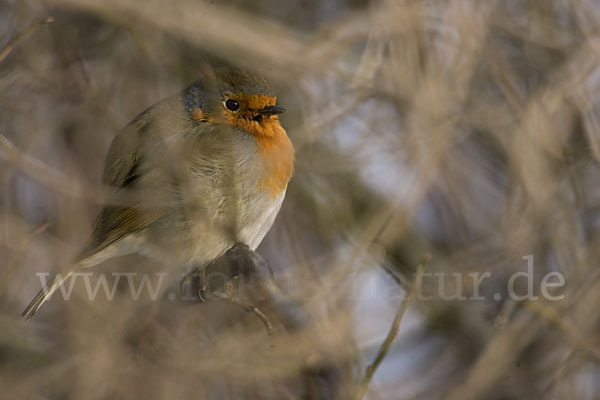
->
xmin=238 ymin=189 xmax=286 ymax=250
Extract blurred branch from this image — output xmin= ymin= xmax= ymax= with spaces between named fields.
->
xmin=53 ymin=0 xmax=308 ymax=72
xmin=355 ymin=254 xmax=430 ymax=400
xmin=0 ymin=219 xmax=49 ymax=298
xmin=524 ymin=300 xmax=600 ymax=365
xmin=0 ymin=16 xmax=54 ymax=64
xmin=0 ymin=133 xmax=150 ymax=208
xmin=0 ymin=132 xmax=92 ymax=199
xmin=444 ymin=310 xmax=542 ymax=400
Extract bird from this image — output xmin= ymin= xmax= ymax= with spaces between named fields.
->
xmin=22 ymin=66 xmax=294 ymax=320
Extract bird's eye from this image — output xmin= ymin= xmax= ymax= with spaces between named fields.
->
xmin=225 ymin=99 xmax=240 ymax=111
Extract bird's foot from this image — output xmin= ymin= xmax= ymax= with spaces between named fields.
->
xmin=180 ymin=242 xmax=276 ymax=333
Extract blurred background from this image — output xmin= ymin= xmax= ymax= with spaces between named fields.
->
xmin=2 ymin=0 xmax=600 ymax=398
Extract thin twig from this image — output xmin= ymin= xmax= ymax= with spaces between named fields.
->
xmin=0 ymin=16 xmax=54 ymax=64
xmin=355 ymin=254 xmax=430 ymax=400
xmin=212 ymin=292 xmax=274 ymax=335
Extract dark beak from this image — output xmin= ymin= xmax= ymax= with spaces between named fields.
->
xmin=257 ymin=105 xmax=285 ymax=115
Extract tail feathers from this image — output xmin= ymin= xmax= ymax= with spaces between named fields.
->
xmin=21 ymin=272 xmax=71 ymax=321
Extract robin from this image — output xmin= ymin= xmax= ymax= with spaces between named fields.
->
xmin=22 ymin=66 xmax=294 ymax=320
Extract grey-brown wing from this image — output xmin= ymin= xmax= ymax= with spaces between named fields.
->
xmin=77 ymin=95 xmax=222 ymax=261
xmin=76 ymin=111 xmax=156 ymax=261
xmin=101 ymin=111 xmax=149 ymax=187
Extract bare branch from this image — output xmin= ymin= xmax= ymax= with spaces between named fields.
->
xmin=355 ymin=254 xmax=430 ymax=400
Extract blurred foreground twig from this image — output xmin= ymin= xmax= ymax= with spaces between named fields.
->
xmin=0 ymin=16 xmax=54 ymax=64
xmin=0 ymin=132 xmax=91 ymax=198
xmin=0 ymin=219 xmax=49 ymax=298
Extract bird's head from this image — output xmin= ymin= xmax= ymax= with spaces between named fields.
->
xmin=184 ymin=67 xmax=286 ymax=138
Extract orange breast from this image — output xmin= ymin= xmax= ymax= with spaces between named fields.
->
xmin=254 ymin=121 xmax=294 ymax=197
